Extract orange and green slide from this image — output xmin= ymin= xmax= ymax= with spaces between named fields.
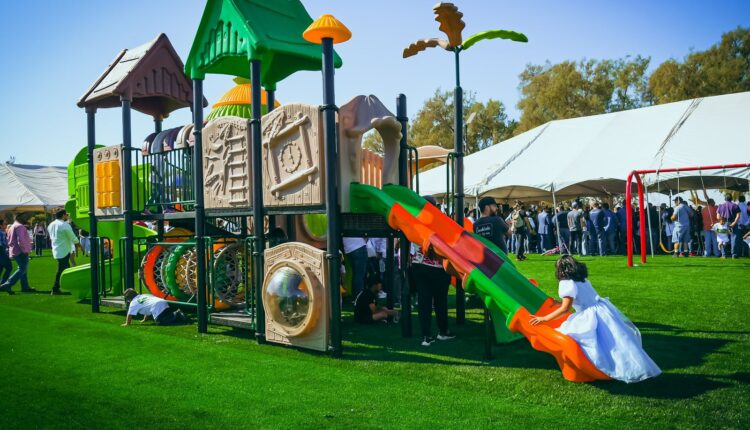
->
xmin=350 ymin=183 xmax=610 ymax=383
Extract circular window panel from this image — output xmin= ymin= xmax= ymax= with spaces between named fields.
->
xmin=263 ymin=264 xmax=318 ymax=337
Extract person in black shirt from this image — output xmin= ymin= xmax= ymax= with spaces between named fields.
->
xmin=473 ymin=196 xmax=510 ymax=254
xmin=353 ymin=274 xmax=398 ymax=324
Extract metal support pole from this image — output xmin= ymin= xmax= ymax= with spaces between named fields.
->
xmin=86 ymin=107 xmax=99 ymax=312
xmin=644 ymin=183 xmax=655 ymax=259
xmin=396 ymin=94 xmax=412 ymax=337
xmin=250 ymin=60 xmax=266 ymax=343
xmin=192 ymin=79 xmax=208 ymax=333
xmin=321 ymin=38 xmax=342 ymax=356
xmin=120 ymin=98 xmax=135 ymax=294
xmin=636 ymin=176 xmax=647 ymax=264
xmin=626 ymin=172 xmax=634 ymax=266
xmin=385 ymin=236 xmax=395 ymax=310
xmin=266 ymin=89 xmax=277 ymax=233
xmin=154 ymin=117 xmax=163 ymax=134
xmin=453 ymin=49 xmax=465 ymax=325
xmin=484 ymin=308 xmax=493 ymax=360
xmin=156 ymin=220 xmax=165 ymax=241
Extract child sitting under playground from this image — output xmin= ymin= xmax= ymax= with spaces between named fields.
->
xmin=121 ymin=288 xmax=189 ymax=327
xmin=711 ymin=214 xmax=731 ymax=258
xmin=529 ymin=256 xmax=661 ymax=383
xmin=353 ymin=274 xmax=398 ymax=324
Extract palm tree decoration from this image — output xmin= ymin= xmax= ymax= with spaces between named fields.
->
xmin=402 ymin=2 xmax=527 ymax=324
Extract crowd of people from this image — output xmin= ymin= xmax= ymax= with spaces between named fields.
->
xmin=465 ymin=192 xmax=750 ymax=260
xmin=0 ymin=210 xmax=85 ymax=295
xmin=342 ymin=191 xmax=750 ymax=348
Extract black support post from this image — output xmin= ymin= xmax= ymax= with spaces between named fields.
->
xmin=120 ymin=98 xmax=135 ymax=294
xmin=266 ymin=89 xmax=276 ymax=233
xmin=321 ymin=37 xmax=342 ymax=356
xmin=385 ymin=236 xmax=394 ymax=310
xmin=396 ymin=94 xmax=412 ymax=337
xmin=250 ymin=60 xmax=266 ymax=343
xmin=192 ymin=79 xmax=208 ymax=334
xmin=86 ymin=107 xmax=99 ymax=312
xmin=155 ymin=117 xmax=164 ymax=241
xmin=484 ymin=308 xmax=493 ymax=360
xmin=453 ymin=49 xmax=465 ymax=325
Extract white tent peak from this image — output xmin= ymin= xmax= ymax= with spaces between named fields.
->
xmin=0 ymin=163 xmax=68 ymax=212
xmin=418 ymin=91 xmax=750 ymax=200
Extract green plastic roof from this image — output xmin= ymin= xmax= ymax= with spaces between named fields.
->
xmin=185 ymin=0 xmax=343 ymax=89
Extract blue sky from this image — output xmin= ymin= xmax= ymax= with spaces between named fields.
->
xmin=0 ymin=0 xmax=747 ymax=167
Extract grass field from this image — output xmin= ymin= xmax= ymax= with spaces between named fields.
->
xmin=0 ymin=251 xmax=748 ymax=429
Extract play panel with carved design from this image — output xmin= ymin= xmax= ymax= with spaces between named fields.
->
xmin=262 ymin=104 xmax=325 ymax=207
xmin=202 ymin=117 xmax=251 ymax=209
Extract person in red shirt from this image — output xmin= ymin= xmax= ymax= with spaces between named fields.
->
xmin=0 ymin=214 xmax=36 ymax=294
xmin=701 ymin=199 xmax=720 ymax=257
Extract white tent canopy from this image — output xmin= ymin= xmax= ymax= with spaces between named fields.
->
xmin=419 ymin=91 xmax=750 ymax=201
xmin=0 ymin=163 xmax=69 ymax=212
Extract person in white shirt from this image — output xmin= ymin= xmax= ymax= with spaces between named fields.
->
xmin=47 ymin=210 xmax=79 ymax=295
xmin=711 ymin=215 xmax=731 ymax=259
xmin=122 ymin=288 xmax=188 ymax=326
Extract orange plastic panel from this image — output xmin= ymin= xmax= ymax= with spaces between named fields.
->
xmin=508 ymin=306 xmax=611 ymax=383
xmin=416 ymin=204 xmax=464 ymax=246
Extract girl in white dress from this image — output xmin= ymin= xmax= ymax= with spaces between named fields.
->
xmin=530 ymin=256 xmax=661 ymax=383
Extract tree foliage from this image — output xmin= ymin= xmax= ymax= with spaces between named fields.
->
xmin=649 ymin=27 xmax=750 ymax=104
xmin=514 ymin=56 xmax=650 ymax=134
xmin=409 ymin=89 xmax=515 ymax=154
xmin=362 ymin=89 xmax=515 ymax=156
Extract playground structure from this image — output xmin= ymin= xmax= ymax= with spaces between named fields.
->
xmin=64 ymin=0 xmax=622 ymax=382
xmin=625 ymin=163 xmax=750 ymax=267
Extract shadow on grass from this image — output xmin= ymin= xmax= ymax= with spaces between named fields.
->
xmin=592 ymin=372 xmax=731 ymax=399
xmin=637 ymin=321 xmax=750 ymax=336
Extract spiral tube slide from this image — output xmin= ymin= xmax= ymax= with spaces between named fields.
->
xmin=350 ymin=183 xmax=610 ymax=383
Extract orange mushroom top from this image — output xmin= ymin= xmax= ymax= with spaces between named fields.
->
xmin=303 ymin=14 xmax=351 ymax=44
xmin=211 ymin=78 xmax=281 ymax=108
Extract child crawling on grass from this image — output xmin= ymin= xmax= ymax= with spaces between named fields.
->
xmin=353 ymin=273 xmax=398 ymax=324
xmin=529 ymin=256 xmax=661 ymax=383
xmin=122 ymin=288 xmax=189 ymax=327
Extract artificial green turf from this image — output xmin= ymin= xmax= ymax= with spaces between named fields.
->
xmin=0 ymin=251 xmax=748 ymax=429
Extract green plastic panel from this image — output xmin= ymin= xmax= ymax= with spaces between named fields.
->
xmin=349 ymin=183 xmax=396 ymax=218
xmin=465 ymin=269 xmax=521 ymax=323
xmin=206 ymin=103 xmax=273 ymax=120
xmin=380 ymin=184 xmax=426 ymax=218
xmin=185 ymin=0 xmax=342 ymax=89
xmin=490 ymin=263 xmax=549 ymax=315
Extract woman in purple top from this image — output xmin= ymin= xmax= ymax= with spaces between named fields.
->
xmin=0 ymin=214 xmax=36 ymax=294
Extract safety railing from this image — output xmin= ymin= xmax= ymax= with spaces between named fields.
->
xmin=406 ymin=145 xmax=420 ymax=193
xmin=130 ymin=146 xmax=195 ymax=214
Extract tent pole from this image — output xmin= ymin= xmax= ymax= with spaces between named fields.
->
xmin=551 ymin=184 xmax=563 ymax=255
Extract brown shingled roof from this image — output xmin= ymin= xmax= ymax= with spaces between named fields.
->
xmin=78 ymin=33 xmax=206 ymax=119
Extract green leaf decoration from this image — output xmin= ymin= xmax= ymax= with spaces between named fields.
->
xmin=462 ymin=29 xmax=528 ymax=50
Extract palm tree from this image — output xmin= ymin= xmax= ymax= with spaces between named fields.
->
xmin=402 ymin=2 xmax=527 ymax=323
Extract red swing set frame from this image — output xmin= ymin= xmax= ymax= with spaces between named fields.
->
xmin=625 ymin=163 xmax=750 ymax=267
